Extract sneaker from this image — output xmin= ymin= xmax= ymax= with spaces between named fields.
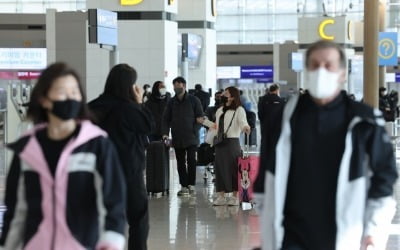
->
xmin=188 ymin=185 xmax=196 ymax=195
xmin=213 ymin=196 xmax=226 ymax=206
xmin=227 ymin=196 xmax=239 ymax=206
xmin=177 ymin=187 xmax=190 ymax=196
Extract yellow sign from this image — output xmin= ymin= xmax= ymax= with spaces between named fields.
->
xmin=318 ymin=19 xmax=335 ymax=40
xmin=347 ymin=20 xmax=352 ymax=41
xmin=121 ymin=0 xmax=143 ymax=6
xmin=168 ymin=0 xmax=175 ymax=5
xmin=212 ymin=0 xmax=217 ymax=16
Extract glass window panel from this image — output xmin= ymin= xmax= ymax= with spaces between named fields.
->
xmin=0 ymin=1 xmax=85 ymax=13
xmin=273 ymin=30 xmax=298 ymax=43
xmin=217 ymin=0 xmax=241 ymax=15
xmin=242 ymin=15 xmax=270 ymax=30
xmin=274 ymin=14 xmax=298 ymax=30
xmin=20 ymin=3 xmax=45 ymax=13
xmin=274 ymin=0 xmax=297 ymax=13
xmin=0 ymin=4 xmax=17 ymax=13
xmin=242 ymin=31 xmax=270 ymax=44
xmin=216 ymin=16 xmax=241 ymax=31
xmin=243 ymin=0 xmax=269 ymax=14
xmin=217 ymin=31 xmax=242 ymax=44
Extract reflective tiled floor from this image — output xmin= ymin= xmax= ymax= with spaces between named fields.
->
xmin=148 ymin=150 xmax=400 ymax=250
xmin=0 ymin=146 xmax=398 ymax=250
xmin=148 ymin=164 xmax=261 ymax=250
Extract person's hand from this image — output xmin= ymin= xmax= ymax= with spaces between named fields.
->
xmin=133 ymin=85 xmax=143 ymax=104
xmin=96 ymin=244 xmax=119 ymax=250
xmin=243 ymin=125 xmax=251 ymax=135
xmin=97 ymin=246 xmax=118 ymax=250
xmin=196 ymin=117 xmax=205 ymax=124
xmin=360 ymin=236 xmax=374 ymax=250
xmin=162 ymin=135 xmax=169 ymax=140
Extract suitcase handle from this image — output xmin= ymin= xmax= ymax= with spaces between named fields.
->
xmin=244 ymin=132 xmax=250 ymax=158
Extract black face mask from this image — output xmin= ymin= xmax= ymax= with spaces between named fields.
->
xmin=215 ymin=99 xmax=221 ymax=106
xmin=51 ymin=99 xmax=81 ymax=120
xmin=221 ymin=96 xmax=228 ymax=104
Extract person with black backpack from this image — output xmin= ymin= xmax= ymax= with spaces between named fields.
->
xmin=162 ymin=77 xmax=204 ymax=196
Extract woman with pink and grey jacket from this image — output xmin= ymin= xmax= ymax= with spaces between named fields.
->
xmin=0 ymin=63 xmax=126 ymax=250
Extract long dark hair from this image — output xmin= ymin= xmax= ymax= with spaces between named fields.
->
xmin=27 ymin=62 xmax=91 ymax=124
xmin=224 ymin=86 xmax=242 ymax=111
xmin=103 ymin=63 xmax=137 ymax=102
xmin=151 ymin=81 xmax=163 ymax=97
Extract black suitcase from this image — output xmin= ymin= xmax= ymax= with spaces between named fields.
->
xmin=197 ymin=143 xmax=215 ymax=166
xmin=146 ymin=141 xmax=169 ymax=195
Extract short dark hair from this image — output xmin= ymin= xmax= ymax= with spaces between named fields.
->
xmin=103 ymin=63 xmax=137 ymax=102
xmin=269 ymin=84 xmax=279 ymax=93
xmin=305 ymin=40 xmax=346 ymax=69
xmin=27 ymin=62 xmax=91 ymax=124
xmin=195 ymin=84 xmax=202 ymax=90
xmin=225 ymin=86 xmax=242 ymax=110
xmin=173 ymin=76 xmax=186 ymax=85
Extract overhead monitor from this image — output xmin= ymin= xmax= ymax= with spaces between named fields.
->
xmin=290 ymin=52 xmax=304 ymax=72
xmin=181 ymin=33 xmax=203 ymax=69
xmin=88 ymin=9 xmax=118 ymax=46
xmin=240 ymin=65 xmax=273 ymax=81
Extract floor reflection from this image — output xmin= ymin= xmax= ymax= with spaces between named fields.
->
xmin=148 ymin=149 xmax=400 ymax=250
xmin=148 ymin=159 xmax=261 ymax=250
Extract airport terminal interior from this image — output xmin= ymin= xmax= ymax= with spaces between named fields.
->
xmin=0 ymin=0 xmax=400 ymax=249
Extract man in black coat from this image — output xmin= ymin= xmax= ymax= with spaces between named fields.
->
xmin=162 ymin=77 xmax=204 ymax=196
xmin=205 ymin=90 xmax=222 ymax=122
xmin=255 ymin=84 xmax=285 ymax=192
xmin=194 ymin=84 xmax=211 ymax=112
xmin=257 ymin=84 xmax=285 ymax=136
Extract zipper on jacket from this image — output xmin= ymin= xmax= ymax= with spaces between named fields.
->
xmin=51 ymin=183 xmax=56 ymax=250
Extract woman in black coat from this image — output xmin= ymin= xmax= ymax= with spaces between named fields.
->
xmin=145 ymin=81 xmax=171 ymax=142
xmin=89 ymin=64 xmax=155 ymax=250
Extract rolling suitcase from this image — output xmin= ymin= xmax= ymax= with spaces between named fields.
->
xmin=238 ymin=135 xmax=260 ymax=204
xmin=197 ymin=143 xmax=215 ymax=166
xmin=146 ymin=141 xmax=169 ymax=195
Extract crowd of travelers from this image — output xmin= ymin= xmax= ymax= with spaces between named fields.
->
xmin=0 ymin=39 xmax=398 ymax=250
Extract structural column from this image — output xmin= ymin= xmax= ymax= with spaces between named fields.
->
xmin=177 ymin=0 xmax=216 ymax=93
xmin=363 ymin=0 xmax=380 ymax=108
xmin=87 ymin=0 xmax=178 ymax=94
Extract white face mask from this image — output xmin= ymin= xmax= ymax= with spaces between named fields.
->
xmin=159 ymin=88 xmax=167 ymax=96
xmin=305 ymin=67 xmax=341 ymax=99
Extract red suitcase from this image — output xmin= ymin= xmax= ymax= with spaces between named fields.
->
xmin=237 ymin=141 xmax=260 ymax=203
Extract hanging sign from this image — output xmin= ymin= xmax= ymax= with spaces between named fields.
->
xmin=121 ymin=0 xmax=143 ymax=6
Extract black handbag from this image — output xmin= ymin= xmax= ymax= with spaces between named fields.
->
xmin=213 ymin=110 xmax=236 ymax=146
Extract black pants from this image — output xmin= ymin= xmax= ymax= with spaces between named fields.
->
xmin=174 ymin=145 xmax=197 ymax=187
xmin=281 ymin=231 xmax=306 ymax=250
xmin=126 ymin=171 xmax=149 ymax=250
xmin=148 ymin=135 xmax=162 ymax=142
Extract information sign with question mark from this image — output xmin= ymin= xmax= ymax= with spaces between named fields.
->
xmin=378 ymin=32 xmax=398 ymax=66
